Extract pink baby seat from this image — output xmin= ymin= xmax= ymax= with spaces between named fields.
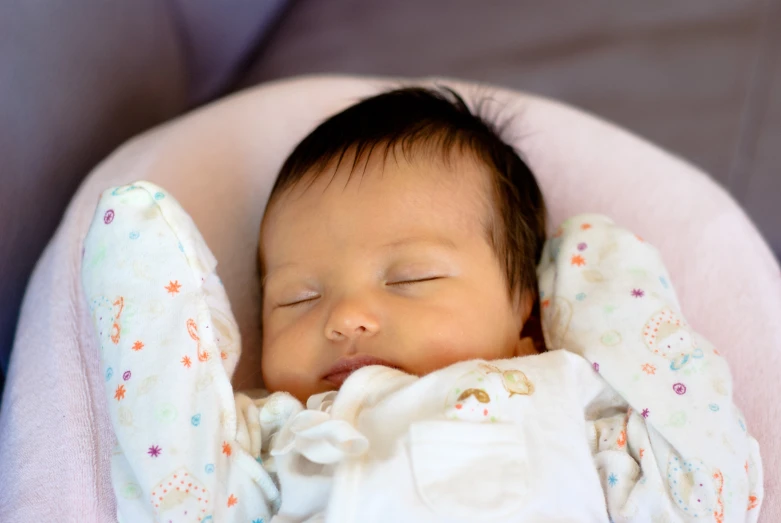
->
xmin=0 ymin=76 xmax=778 ymax=521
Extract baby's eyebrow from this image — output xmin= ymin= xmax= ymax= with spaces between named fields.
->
xmin=380 ymin=236 xmax=458 ymax=250
xmin=261 ymin=262 xmax=298 ymax=288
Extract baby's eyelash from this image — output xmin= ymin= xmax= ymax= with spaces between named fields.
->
xmin=388 ymin=276 xmax=443 ymax=287
xmin=279 ymin=295 xmax=320 ymax=308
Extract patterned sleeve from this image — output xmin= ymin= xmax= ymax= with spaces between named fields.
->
xmin=538 ymin=214 xmax=763 ymax=522
xmin=82 ymin=182 xmax=279 ymax=523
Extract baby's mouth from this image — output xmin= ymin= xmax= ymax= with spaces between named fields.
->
xmin=323 ymin=355 xmax=399 ymax=388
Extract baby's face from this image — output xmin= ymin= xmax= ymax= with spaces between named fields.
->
xmin=260 ymin=151 xmax=534 ymax=401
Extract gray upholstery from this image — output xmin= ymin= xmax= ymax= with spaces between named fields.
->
xmin=0 ymin=0 xmax=288 ymax=375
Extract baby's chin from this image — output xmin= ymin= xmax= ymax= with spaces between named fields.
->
xmin=261 ymin=371 xmax=320 ymax=404
xmin=282 ymin=381 xmax=338 ymax=404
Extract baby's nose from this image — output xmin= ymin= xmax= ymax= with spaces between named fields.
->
xmin=324 ymin=299 xmax=379 ymax=341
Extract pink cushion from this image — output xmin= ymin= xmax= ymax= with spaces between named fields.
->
xmin=1 ymin=75 xmax=778 ymax=520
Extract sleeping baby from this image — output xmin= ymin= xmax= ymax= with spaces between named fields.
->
xmin=82 ymin=87 xmax=763 ymax=522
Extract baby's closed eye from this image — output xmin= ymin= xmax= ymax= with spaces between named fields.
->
xmin=277 ymin=292 xmax=321 ymax=308
xmin=386 ymin=276 xmax=445 ymax=287
xmin=274 ymin=276 xmax=447 ymax=308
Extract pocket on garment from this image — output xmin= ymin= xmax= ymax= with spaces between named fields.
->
xmin=409 ymin=420 xmax=527 ymax=520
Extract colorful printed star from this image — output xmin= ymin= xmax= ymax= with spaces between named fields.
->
xmin=222 ymin=441 xmax=232 ymax=457
xmin=641 ymin=408 xmax=650 ymax=418
xmin=631 ymin=288 xmax=645 ymax=298
xmin=253 ymin=519 xmax=265 ymax=523
xmin=608 ymin=473 xmax=618 ymax=487
xmin=131 ymin=340 xmax=144 ymax=351
xmin=165 ymin=280 xmax=182 ymax=295
xmin=220 ymin=351 xmax=228 ymax=360
xmin=581 ymin=223 xmax=592 ymax=230
xmin=542 ymin=299 xmax=551 ymax=309
xmin=114 ymin=384 xmax=126 ymax=401
xmin=570 ymin=254 xmax=586 ymax=267
xmin=641 ymin=363 xmax=656 ymax=375
xmin=227 ymin=494 xmax=238 ymax=508
xmin=181 ymin=355 xmax=192 ymax=368
xmin=639 ymin=448 xmax=645 ymax=459
xmin=147 ymin=445 xmax=161 ymax=458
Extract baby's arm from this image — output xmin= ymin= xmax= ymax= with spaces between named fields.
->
xmin=538 ymin=214 xmax=762 ymax=522
xmin=82 ymin=182 xmax=280 ymax=522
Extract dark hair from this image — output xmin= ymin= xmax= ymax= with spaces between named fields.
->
xmin=264 ymin=86 xmax=547 ymax=298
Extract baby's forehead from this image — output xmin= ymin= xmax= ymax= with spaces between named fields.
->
xmin=276 ymin=143 xmax=497 ymax=208
xmin=260 ymin=148 xmax=499 ymax=259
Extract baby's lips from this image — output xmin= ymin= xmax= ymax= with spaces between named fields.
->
xmin=322 ymin=354 xmax=399 ymax=387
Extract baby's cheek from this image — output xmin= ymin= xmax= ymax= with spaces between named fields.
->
xmin=407 ymin=300 xmax=513 ymax=372
xmin=262 ymin=320 xmax=322 ymax=399
xmin=404 ymin=330 xmax=502 ymax=376
xmin=393 ymin=305 xmax=463 ymax=369
xmin=262 ymin=343 xmax=327 ymax=402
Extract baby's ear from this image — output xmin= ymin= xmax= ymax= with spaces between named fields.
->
xmin=519 ymin=296 xmax=545 ymax=354
xmin=515 ymin=290 xmax=535 ymax=324
xmin=513 ymin=336 xmax=538 ymax=357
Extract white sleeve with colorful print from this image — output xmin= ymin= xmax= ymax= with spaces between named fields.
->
xmin=82 ymin=181 xmax=298 ymax=523
xmin=538 ymin=214 xmax=763 ymax=523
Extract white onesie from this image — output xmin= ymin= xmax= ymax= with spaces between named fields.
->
xmin=82 ymin=183 xmax=762 ymax=523
xmin=267 ymin=351 xmax=621 ymax=522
